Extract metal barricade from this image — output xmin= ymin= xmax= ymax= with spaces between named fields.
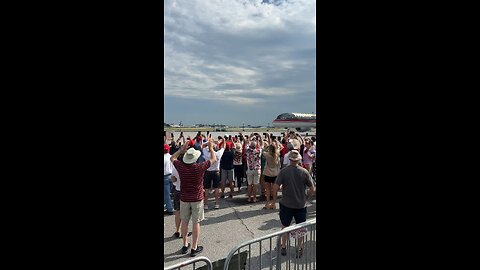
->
xmin=223 ymin=219 xmax=316 ymax=270
xmin=164 ymin=256 xmax=213 ymax=270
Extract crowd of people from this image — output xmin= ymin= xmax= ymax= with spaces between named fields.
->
xmin=163 ymin=130 xmax=316 ymax=257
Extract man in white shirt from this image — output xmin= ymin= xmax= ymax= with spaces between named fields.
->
xmin=164 ymin=144 xmax=174 ymax=215
xmin=202 ymin=139 xmax=225 ymax=209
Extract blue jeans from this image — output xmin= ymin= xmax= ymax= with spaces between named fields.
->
xmin=164 ymin=175 xmax=174 ymax=212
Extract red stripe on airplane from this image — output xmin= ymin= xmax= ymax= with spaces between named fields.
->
xmin=273 ymin=120 xmax=316 ymax=123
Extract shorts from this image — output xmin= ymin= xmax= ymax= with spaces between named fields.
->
xmin=173 ymin=189 xmax=181 ymax=211
xmin=264 ymin=175 xmax=277 ymax=183
xmin=180 ymin=200 xmax=205 ymax=224
xmin=204 ymin=171 xmax=220 ymax=189
xmin=246 ymin=169 xmax=260 ymax=185
xmin=221 ymin=169 xmax=234 ymax=185
xmin=279 ymin=203 xmax=307 ymax=227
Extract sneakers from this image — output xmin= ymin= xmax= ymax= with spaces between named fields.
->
xmin=190 ymin=246 xmax=204 ymax=257
xmin=174 ymin=232 xmax=192 ymax=238
xmin=214 ymin=204 xmax=220 ymax=209
xmin=181 ymin=243 xmax=191 ymax=254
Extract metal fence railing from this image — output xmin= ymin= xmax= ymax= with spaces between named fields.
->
xmin=164 ymin=256 xmax=213 ymax=270
xmin=223 ymin=218 xmax=316 ymax=270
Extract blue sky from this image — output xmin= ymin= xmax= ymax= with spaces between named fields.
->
xmin=164 ymin=0 xmax=316 ymax=126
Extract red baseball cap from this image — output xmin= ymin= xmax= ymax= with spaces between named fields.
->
xmin=164 ymin=144 xmax=170 ymax=152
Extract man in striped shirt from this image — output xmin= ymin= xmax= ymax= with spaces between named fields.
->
xmin=170 ymin=138 xmax=217 ymax=257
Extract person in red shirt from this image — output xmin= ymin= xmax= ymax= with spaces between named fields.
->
xmin=280 ymin=137 xmax=288 ymax=165
xmin=170 ymin=138 xmax=217 ymax=257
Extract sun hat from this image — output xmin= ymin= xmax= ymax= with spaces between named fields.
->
xmin=288 ymin=139 xmax=301 ymax=150
xmin=288 ymin=150 xmax=302 ymax=161
xmin=235 ymin=143 xmax=242 ymax=151
xmin=164 ymin=144 xmax=170 ymax=153
xmin=183 ymin=148 xmax=201 ymax=164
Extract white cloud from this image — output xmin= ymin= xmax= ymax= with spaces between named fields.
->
xmin=164 ymin=0 xmax=316 ymax=114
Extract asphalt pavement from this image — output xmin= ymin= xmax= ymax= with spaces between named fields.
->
xmin=163 ymin=187 xmax=316 ymax=269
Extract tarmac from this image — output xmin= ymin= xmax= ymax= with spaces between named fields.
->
xmin=163 ymin=187 xmax=316 ymax=269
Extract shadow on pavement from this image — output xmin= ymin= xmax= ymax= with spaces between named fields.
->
xmin=258 ymin=219 xmax=280 ymax=231
xmin=201 ymin=197 xmax=316 ymax=227
xmin=163 ymin=234 xmax=179 ymax=243
xmin=163 ymin=247 xmax=191 ymax=264
xmin=202 ymin=207 xmax=275 ymax=226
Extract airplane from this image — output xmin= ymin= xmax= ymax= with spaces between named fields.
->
xmin=272 ymin=112 xmax=316 ymax=132
xmin=169 ymin=121 xmax=183 ymax=128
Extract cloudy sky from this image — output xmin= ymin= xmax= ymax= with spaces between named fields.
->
xmin=164 ymin=0 xmax=316 ymax=126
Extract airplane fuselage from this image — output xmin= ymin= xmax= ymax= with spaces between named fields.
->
xmin=272 ymin=113 xmax=316 ymax=132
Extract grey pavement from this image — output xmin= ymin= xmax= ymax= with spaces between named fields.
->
xmin=163 ymin=187 xmax=316 ymax=269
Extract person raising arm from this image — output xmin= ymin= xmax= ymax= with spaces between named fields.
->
xmin=171 ymin=138 xmax=217 ymax=165
xmin=170 ymin=140 xmax=189 ymax=163
xmin=206 ymin=138 xmax=217 ymax=165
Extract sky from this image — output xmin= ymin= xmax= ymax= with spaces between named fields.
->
xmin=164 ymin=0 xmax=316 ymax=127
